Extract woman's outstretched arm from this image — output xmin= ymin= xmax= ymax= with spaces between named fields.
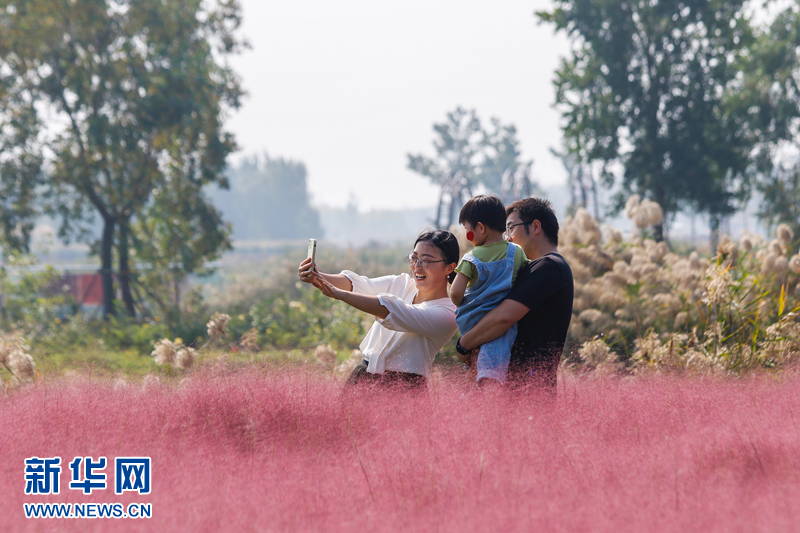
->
xmin=311 ymin=273 xmax=389 ymax=319
xmin=298 ymin=257 xmax=353 ymax=291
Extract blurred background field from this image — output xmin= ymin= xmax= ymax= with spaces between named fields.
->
xmin=1 ymin=199 xmax=798 ymax=387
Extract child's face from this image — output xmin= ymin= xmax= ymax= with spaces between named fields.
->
xmin=462 ymin=222 xmax=484 ymax=246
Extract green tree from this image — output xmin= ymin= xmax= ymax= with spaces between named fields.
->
xmin=758 ymin=166 xmax=800 ymax=244
xmin=478 ymin=118 xmax=526 ymax=193
xmin=729 ymin=5 xmax=800 ymax=241
xmin=407 ymin=107 xmax=531 ymax=227
xmin=407 ymin=107 xmax=485 ymax=189
xmin=0 ymin=68 xmax=43 ymax=253
xmin=540 ymin=0 xmax=756 ymax=242
xmin=131 ymin=175 xmax=231 ymax=320
xmin=0 ymin=0 xmax=244 ymax=317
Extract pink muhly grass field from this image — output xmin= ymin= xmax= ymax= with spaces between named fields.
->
xmin=2 ymin=368 xmax=799 ymax=532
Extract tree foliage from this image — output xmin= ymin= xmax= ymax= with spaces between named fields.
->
xmin=131 ymin=174 xmax=231 ymax=319
xmin=407 ymin=106 xmax=530 ymax=194
xmin=730 ymin=4 xmax=800 ymax=241
xmin=0 ymin=43 xmax=43 ymax=253
xmin=407 ymin=107 xmax=534 ymax=227
xmin=539 ymin=0 xmax=757 ymax=241
xmin=0 ymin=0 xmax=244 ymax=318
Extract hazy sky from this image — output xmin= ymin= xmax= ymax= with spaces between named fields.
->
xmin=226 ymin=1 xmax=570 ymax=211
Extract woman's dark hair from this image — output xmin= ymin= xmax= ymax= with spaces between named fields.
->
xmin=414 ymin=230 xmax=460 ymax=283
xmin=458 ymin=194 xmax=506 ymax=233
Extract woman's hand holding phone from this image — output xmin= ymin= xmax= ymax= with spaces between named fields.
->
xmin=298 ymin=243 xmax=354 ymax=295
xmin=298 ymin=257 xmax=318 ymax=283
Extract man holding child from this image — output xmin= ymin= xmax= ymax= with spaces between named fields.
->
xmin=456 ymin=197 xmax=573 ymax=392
xmin=450 ymin=195 xmax=529 ymax=384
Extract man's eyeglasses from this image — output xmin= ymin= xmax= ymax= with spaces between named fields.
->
xmin=504 ymin=221 xmax=528 ymax=239
xmin=407 ymin=254 xmax=445 ymax=270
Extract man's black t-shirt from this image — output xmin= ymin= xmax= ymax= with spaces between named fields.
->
xmin=506 ymin=252 xmax=573 ymax=387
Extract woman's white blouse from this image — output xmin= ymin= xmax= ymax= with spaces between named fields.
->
xmin=341 ymin=270 xmax=457 ymax=377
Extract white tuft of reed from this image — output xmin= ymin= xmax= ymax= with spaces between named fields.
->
xmin=175 ymin=346 xmax=197 ymax=370
xmin=0 ymin=333 xmax=37 ymax=385
xmin=207 ymin=313 xmax=231 ymax=341
xmin=151 ymin=338 xmax=196 ymax=370
xmin=768 ymin=239 xmax=784 ymax=258
xmin=702 ymin=264 xmax=733 ymax=306
xmin=790 ymin=254 xmax=800 ymax=275
xmin=777 ymin=223 xmax=794 ymax=245
xmin=314 ymin=344 xmax=337 ymax=367
xmin=151 ymin=339 xmax=177 ymax=366
xmin=578 ymin=338 xmax=617 ymax=372
xmin=239 ymin=328 xmax=260 ymax=352
xmin=142 ymin=374 xmax=161 ymax=390
xmin=335 ymin=349 xmax=363 ymax=374
xmin=739 ymin=234 xmax=753 ymax=253
xmin=624 ymin=195 xmax=663 ymax=229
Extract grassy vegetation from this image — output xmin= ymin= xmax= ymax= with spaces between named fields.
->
xmin=3 ymin=205 xmax=800 ymax=387
xmin=4 ymin=368 xmax=800 ymax=531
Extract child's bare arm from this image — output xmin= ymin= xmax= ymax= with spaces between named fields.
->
xmin=450 ymin=272 xmax=469 ymax=306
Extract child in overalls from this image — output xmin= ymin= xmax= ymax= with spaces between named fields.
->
xmin=450 ymin=195 xmax=528 ymax=384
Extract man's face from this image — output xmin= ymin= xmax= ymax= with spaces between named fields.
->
xmin=504 ymin=212 xmax=529 ymax=246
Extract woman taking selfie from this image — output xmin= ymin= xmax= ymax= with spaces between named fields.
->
xmin=298 ymin=230 xmax=459 ymax=388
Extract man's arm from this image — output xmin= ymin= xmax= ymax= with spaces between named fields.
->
xmin=459 ymin=299 xmax=530 ymax=350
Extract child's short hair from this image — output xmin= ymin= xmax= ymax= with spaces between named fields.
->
xmin=458 ymin=195 xmax=506 ymax=233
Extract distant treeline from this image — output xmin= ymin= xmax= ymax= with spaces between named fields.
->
xmin=212 ymin=154 xmax=440 ymax=246
xmin=210 ymin=154 xmax=323 ymax=242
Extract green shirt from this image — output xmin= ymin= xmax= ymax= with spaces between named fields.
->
xmin=455 ymin=241 xmax=529 ymax=287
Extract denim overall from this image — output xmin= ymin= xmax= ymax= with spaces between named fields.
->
xmin=456 ymin=242 xmax=518 ymax=383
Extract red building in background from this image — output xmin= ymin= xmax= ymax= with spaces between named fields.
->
xmin=62 ymin=271 xmax=104 ymax=315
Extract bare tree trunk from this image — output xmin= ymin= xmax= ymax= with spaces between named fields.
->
xmin=174 ymin=275 xmax=181 ymax=309
xmin=653 ymin=222 xmax=664 ymax=243
xmin=652 ymin=184 xmax=667 ymax=243
xmin=710 ymin=215 xmax=721 ymax=253
xmin=577 ymin=165 xmax=588 ymax=209
xmin=661 ymin=214 xmax=671 ymax=247
xmin=118 ymin=219 xmax=136 ymax=317
xmin=101 ymin=216 xmax=116 ymax=319
xmin=448 ymin=193 xmax=458 ymax=227
xmin=435 ymin=188 xmax=445 ymax=229
xmin=568 ymin=168 xmax=577 ymax=213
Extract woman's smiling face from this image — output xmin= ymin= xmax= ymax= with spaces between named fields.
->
xmin=409 ymin=241 xmax=451 ymax=291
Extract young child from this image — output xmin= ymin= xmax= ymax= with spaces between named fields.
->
xmin=451 ymin=194 xmax=528 ymax=384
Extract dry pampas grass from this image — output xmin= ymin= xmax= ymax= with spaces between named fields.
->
xmin=151 ymin=338 xmax=197 ymax=370
xmin=314 ymin=344 xmax=337 ymax=366
xmin=335 ymin=349 xmax=363 ymax=374
xmin=0 ymin=333 xmax=37 ymax=385
xmin=239 ymin=328 xmax=261 ymax=352
xmin=557 ymin=195 xmax=800 ymax=374
xmin=207 ymin=312 xmax=231 ymax=341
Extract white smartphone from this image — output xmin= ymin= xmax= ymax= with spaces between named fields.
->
xmin=307 ymin=238 xmax=317 ymax=270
